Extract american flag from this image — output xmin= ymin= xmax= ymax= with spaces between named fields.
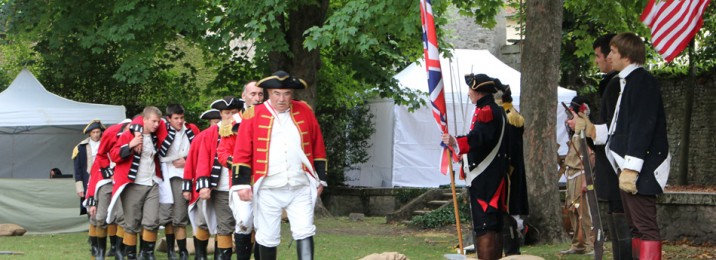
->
xmin=641 ymin=0 xmax=711 ymax=62
xmin=420 ymin=0 xmax=451 ymax=175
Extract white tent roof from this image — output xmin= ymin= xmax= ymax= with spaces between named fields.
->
xmin=0 ymin=69 xmax=126 ymax=127
xmin=394 ymin=49 xmax=576 ymax=108
xmin=346 ymin=49 xmax=576 ymax=188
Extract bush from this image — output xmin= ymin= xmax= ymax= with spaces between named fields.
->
xmin=409 ymin=195 xmax=472 ymax=229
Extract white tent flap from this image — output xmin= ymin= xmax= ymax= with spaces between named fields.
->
xmin=348 ymin=49 xmax=576 ymax=188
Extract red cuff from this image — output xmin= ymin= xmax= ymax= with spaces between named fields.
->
xmin=456 ymin=136 xmax=469 ymax=155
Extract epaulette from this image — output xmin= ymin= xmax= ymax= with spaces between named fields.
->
xmin=242 ymin=106 xmax=255 ymax=120
xmin=219 ymin=119 xmax=235 ymax=137
xmin=71 ymin=146 xmax=79 ymax=160
xmin=71 ymin=138 xmax=90 ymax=159
xmin=503 ymin=102 xmax=524 ymax=127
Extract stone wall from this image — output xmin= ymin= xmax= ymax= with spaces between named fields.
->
xmin=442 ymin=7 xmax=506 ymax=57
xmin=659 ymin=74 xmax=716 ymax=185
xmin=657 ymin=192 xmax=716 ymax=244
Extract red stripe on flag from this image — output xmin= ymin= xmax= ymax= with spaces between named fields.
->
xmin=641 ymin=0 xmax=711 ymax=62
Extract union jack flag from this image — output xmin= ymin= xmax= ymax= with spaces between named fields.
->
xmin=420 ymin=0 xmax=451 ymax=175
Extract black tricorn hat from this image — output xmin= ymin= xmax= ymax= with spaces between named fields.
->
xmin=210 ymin=96 xmax=243 ymax=111
xmin=465 ymin=73 xmax=498 ymax=93
xmin=199 ymin=109 xmax=221 ymax=120
xmin=257 ymin=70 xmax=307 ymax=90
xmin=83 ymin=120 xmax=105 ymax=134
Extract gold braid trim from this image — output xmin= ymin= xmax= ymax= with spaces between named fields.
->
xmin=503 ymin=103 xmax=524 ymax=128
xmin=219 ymin=119 xmax=235 ymax=137
xmin=242 ymin=106 xmax=255 ymax=120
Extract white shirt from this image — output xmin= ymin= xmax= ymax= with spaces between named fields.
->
xmin=135 ymin=134 xmax=157 ymax=186
xmin=261 ymin=107 xmax=309 ymax=189
xmin=160 ymin=124 xmax=190 ymax=179
xmin=86 ymin=139 xmax=100 ymax=173
xmin=217 ymin=167 xmax=230 ymax=191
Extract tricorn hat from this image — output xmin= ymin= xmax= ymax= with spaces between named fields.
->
xmin=199 ymin=109 xmax=221 ymax=120
xmin=257 ymin=70 xmax=307 ymax=90
xmin=83 ymin=120 xmax=105 ymax=134
xmin=210 ymin=97 xmax=243 ymax=111
xmin=465 ymin=73 xmax=498 ymax=93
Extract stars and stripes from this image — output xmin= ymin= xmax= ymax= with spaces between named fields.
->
xmin=641 ymin=0 xmax=711 ymax=62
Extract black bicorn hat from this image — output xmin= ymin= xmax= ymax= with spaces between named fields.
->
xmin=83 ymin=120 xmax=105 ymax=134
xmin=210 ymin=96 xmax=244 ymax=111
xmin=257 ymin=70 xmax=308 ymax=90
xmin=199 ymin=109 xmax=221 ymax=120
xmin=465 ymin=73 xmax=498 ymax=93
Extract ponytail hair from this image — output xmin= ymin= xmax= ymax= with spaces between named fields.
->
xmin=493 ymin=78 xmax=512 ymax=103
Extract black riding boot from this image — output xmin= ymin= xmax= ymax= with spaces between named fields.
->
xmin=115 ymin=238 xmax=125 ymax=260
xmin=91 ymin=236 xmax=99 ymax=258
xmin=503 ymin=215 xmax=521 ymax=256
xmin=139 ymin=240 xmax=155 ymax=260
xmin=108 ymin=235 xmax=118 ymax=257
xmin=96 ymin=236 xmax=107 ymax=260
xmin=296 ymin=236 xmax=314 ymax=260
xmin=123 ymin=243 xmax=137 ymax=260
xmin=166 ymin=234 xmax=177 ymax=260
xmin=193 ymin=237 xmax=208 ymax=260
xmin=257 ymin=244 xmax=277 ymax=260
xmin=176 ymin=238 xmax=189 ymax=260
xmin=613 ymin=213 xmax=633 ymax=260
xmin=234 ymin=233 xmax=254 ymax=260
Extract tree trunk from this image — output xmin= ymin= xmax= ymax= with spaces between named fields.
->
xmin=267 ymin=0 xmax=330 ymax=216
xmin=268 ymin=0 xmax=328 ymax=108
xmin=678 ymin=40 xmax=696 ymax=185
xmin=520 ymin=0 xmax=564 ymax=244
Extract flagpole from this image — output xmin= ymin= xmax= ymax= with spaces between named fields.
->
xmin=446 ymin=57 xmax=464 ymax=255
xmin=448 ymin=150 xmax=464 ymax=254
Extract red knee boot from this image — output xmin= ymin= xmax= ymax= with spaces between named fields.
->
xmin=639 ymin=240 xmax=661 ymax=260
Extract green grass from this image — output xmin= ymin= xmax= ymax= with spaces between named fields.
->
xmin=0 ymin=217 xmax=712 ymax=259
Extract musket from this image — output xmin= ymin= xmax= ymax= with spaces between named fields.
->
xmin=578 ymin=129 xmax=605 ymax=259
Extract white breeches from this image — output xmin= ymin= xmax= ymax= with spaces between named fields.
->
xmin=255 ymin=185 xmax=315 ymax=247
xmin=230 ymin=192 xmax=254 ymax=234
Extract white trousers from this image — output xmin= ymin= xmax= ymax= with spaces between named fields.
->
xmin=255 ymin=185 xmax=315 ymax=247
xmin=230 ymin=192 xmax=254 ymax=234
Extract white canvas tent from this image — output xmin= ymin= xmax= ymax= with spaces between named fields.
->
xmin=346 ymin=49 xmax=576 ymax=188
xmin=0 ymin=69 xmax=126 ymax=178
xmin=0 ymin=69 xmax=126 ymax=233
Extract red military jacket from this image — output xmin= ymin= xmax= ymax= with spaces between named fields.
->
xmin=193 ymin=118 xmax=238 ymax=191
xmin=231 ymin=100 xmax=327 ymax=187
xmin=183 ymin=126 xmax=211 ymax=205
xmin=85 ymin=122 xmax=126 ymax=206
xmin=156 ymin=119 xmax=200 ymax=158
xmin=109 ymin=117 xmax=164 ymax=200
